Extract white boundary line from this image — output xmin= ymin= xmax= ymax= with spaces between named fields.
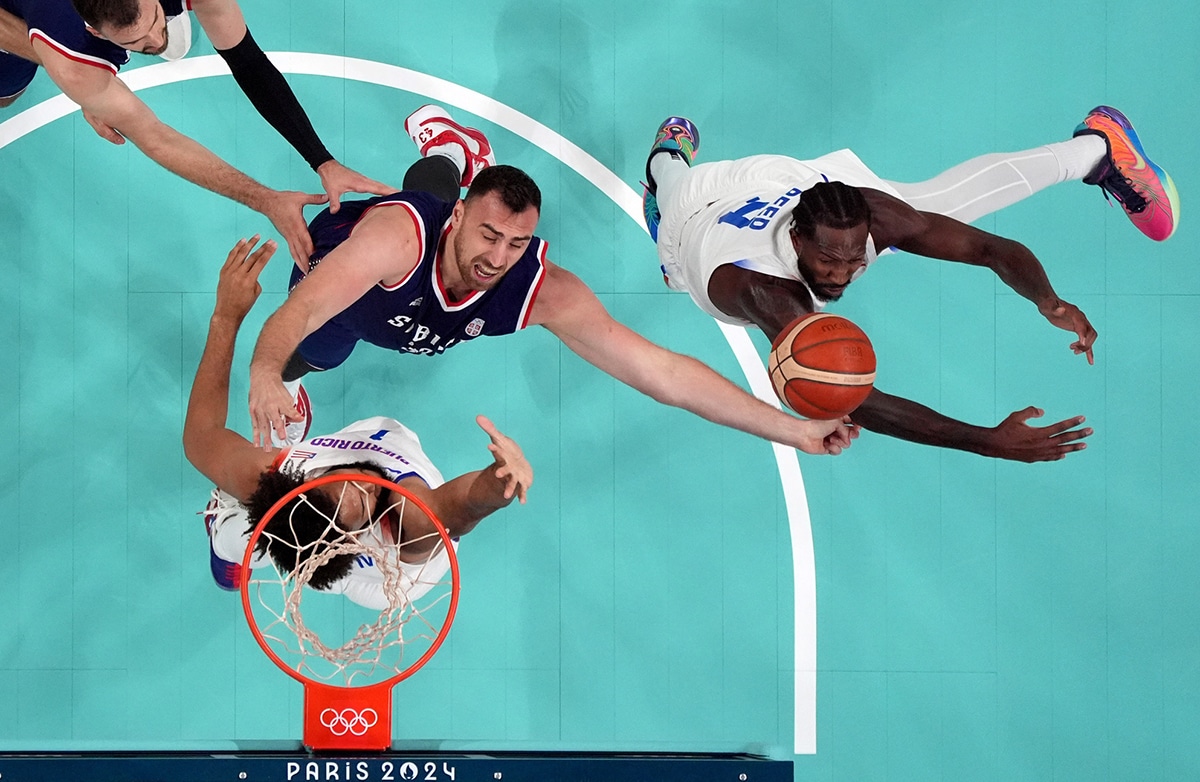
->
xmin=0 ymin=54 xmax=817 ymax=753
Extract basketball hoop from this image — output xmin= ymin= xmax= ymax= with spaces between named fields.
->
xmin=241 ymin=473 xmax=460 ymax=751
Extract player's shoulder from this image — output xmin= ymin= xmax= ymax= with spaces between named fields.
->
xmin=27 ymin=0 xmax=129 ymax=76
xmin=525 ymin=259 xmax=599 ymax=327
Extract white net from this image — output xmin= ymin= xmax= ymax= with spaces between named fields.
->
xmin=246 ymin=477 xmax=457 ymax=687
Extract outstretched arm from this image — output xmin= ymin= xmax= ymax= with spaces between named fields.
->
xmin=183 ymin=237 xmax=278 ymax=501
xmin=852 ymin=389 xmax=1091 ymax=462
xmin=529 ymin=262 xmax=855 ymax=455
xmin=192 ymin=0 xmax=394 ymax=210
xmin=711 ymin=262 xmax=1094 ymax=461
xmin=32 ymin=40 xmax=326 ymax=265
xmin=399 ymin=416 xmax=533 ymax=562
xmin=865 ymin=188 xmax=1098 ymax=364
xmin=248 ymin=206 xmax=421 ymax=447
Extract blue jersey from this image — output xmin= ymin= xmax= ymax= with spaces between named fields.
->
xmin=293 ymin=191 xmax=547 ymax=368
xmin=0 ymin=0 xmax=187 ymax=73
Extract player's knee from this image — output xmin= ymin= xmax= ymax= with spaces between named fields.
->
xmin=0 ymin=89 xmax=25 ymax=109
xmin=282 ymin=352 xmax=319 ymax=382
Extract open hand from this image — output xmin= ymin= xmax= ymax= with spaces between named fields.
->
xmin=984 ymin=406 xmax=1093 ymax=462
xmin=316 ymin=160 xmax=394 ymax=214
xmin=477 ymin=415 xmax=533 ymax=503
xmin=259 ymin=189 xmax=328 ymax=267
xmin=214 ymin=235 xmax=275 ymax=321
xmin=1039 ymin=298 xmax=1098 ymax=365
xmin=249 ymin=370 xmax=302 ymax=450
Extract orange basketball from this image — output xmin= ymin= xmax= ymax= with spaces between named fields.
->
xmin=768 ymin=313 xmax=876 ymax=419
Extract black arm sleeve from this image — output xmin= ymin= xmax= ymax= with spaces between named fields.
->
xmin=216 ymin=29 xmax=334 ymax=171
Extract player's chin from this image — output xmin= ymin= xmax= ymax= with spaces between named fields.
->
xmin=816 ymin=285 xmax=848 ymax=301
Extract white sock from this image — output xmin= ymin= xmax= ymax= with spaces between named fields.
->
xmin=427 ymin=144 xmax=467 ymax=182
xmin=650 ymin=151 xmax=689 ymax=205
xmin=1046 ymin=134 xmax=1108 ymax=182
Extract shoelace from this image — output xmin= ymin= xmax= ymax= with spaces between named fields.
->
xmin=1097 ymin=170 xmax=1148 ymax=214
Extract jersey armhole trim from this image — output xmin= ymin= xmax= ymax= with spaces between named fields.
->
xmin=517 ymin=239 xmax=549 ymax=329
xmin=30 ymin=30 xmax=120 ymax=74
xmin=359 ymin=200 xmax=426 ymax=292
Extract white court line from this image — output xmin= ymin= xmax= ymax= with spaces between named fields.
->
xmin=0 ymin=54 xmax=818 ymax=753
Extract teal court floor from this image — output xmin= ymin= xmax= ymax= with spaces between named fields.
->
xmin=1 ymin=1 xmax=1198 ymax=780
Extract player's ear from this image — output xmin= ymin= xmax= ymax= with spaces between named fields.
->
xmin=789 ymin=226 xmax=805 ymax=257
xmin=85 ymin=24 xmax=102 ymax=38
xmin=451 ymin=199 xmax=466 ymax=226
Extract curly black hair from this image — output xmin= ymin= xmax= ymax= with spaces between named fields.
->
xmin=244 ymin=466 xmax=355 ymax=591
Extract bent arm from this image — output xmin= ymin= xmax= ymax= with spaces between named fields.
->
xmin=249 ymin=207 xmax=419 ymax=379
xmin=531 ymin=263 xmax=843 ymax=454
xmin=183 ymin=241 xmax=277 ymax=501
xmin=192 ymin=0 xmax=334 ymax=170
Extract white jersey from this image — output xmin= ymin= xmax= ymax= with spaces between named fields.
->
xmin=207 ymin=417 xmax=453 ymax=610
xmin=655 ymin=151 xmax=903 ymax=325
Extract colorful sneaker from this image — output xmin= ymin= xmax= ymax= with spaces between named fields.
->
xmin=271 ymin=380 xmax=312 ymax=449
xmin=642 ymin=117 xmax=700 ymax=242
xmin=202 ymin=489 xmax=247 ymax=592
xmin=1073 ymin=106 xmax=1179 ymax=241
xmin=404 ymin=104 xmax=496 ymax=188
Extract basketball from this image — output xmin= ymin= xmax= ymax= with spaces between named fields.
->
xmin=768 ymin=313 xmax=877 ymax=419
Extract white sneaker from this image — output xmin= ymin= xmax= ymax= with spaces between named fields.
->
xmin=271 ymin=380 xmax=313 ymax=449
xmin=404 ymin=104 xmax=495 ymax=187
xmin=202 ymin=488 xmax=247 ymax=591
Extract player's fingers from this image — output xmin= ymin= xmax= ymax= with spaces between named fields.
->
xmin=476 ymin=415 xmax=501 ymax=440
xmin=1040 ymin=415 xmax=1087 ymax=436
xmin=1050 ymin=425 xmax=1094 ymax=444
xmin=221 ymin=238 xmax=247 ymax=270
xmin=326 ymin=189 xmax=344 ymax=214
xmin=1008 ymin=406 xmax=1044 ymax=424
xmin=361 ymin=177 xmax=394 ymax=196
xmin=248 ymin=239 xmax=277 ymax=273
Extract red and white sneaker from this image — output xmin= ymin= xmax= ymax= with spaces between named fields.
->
xmin=270 ymin=380 xmax=312 ymax=449
xmin=404 ymin=104 xmax=496 ymax=187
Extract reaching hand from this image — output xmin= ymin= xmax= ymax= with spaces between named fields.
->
xmin=214 ymin=235 xmax=275 ymax=321
xmin=477 ymin=415 xmax=533 ymax=503
xmin=258 ymin=189 xmax=328 ymax=267
xmin=797 ymin=416 xmax=860 ymax=456
xmin=316 ymin=160 xmax=394 ymax=214
xmin=249 ymin=370 xmax=301 ymax=450
xmin=983 ymin=406 xmax=1093 ymax=462
xmin=82 ymin=109 xmax=126 ymax=145
xmin=1039 ymin=298 xmax=1098 ymax=365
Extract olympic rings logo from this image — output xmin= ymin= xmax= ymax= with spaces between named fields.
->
xmin=319 ymin=707 xmax=379 ymax=736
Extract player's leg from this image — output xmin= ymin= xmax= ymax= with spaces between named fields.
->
xmin=403 ymin=104 xmax=495 ymax=199
xmin=883 ymin=106 xmax=1177 ymax=241
xmin=882 ymin=137 xmax=1107 ymax=223
xmin=402 ymin=155 xmax=462 ymax=203
xmin=0 ymin=52 xmax=37 ymax=109
xmin=642 ymin=117 xmax=701 ymax=242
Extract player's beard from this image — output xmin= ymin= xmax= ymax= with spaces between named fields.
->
xmin=796 ymin=262 xmax=847 ymax=302
xmin=452 ymin=231 xmax=503 ymax=292
xmin=141 ymin=28 xmax=169 ymax=55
